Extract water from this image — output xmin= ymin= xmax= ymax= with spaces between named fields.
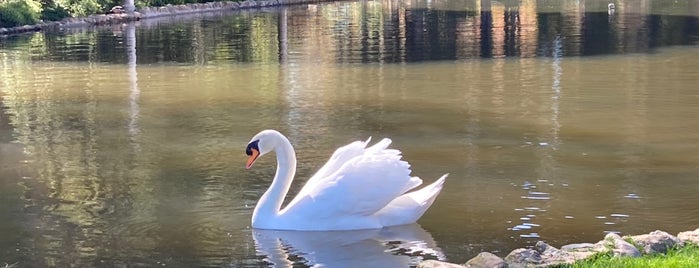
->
xmin=1 ymin=0 xmax=699 ymax=266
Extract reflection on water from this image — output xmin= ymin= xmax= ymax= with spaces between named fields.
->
xmin=2 ymin=0 xmax=699 ymax=64
xmin=1 ymin=0 xmax=699 ymax=267
xmin=254 ymin=224 xmax=444 ymax=267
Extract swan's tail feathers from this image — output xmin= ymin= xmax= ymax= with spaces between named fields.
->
xmin=376 ymin=174 xmax=448 ymax=227
xmin=409 ymin=174 xmax=447 ymax=206
xmin=366 ymin=138 xmax=392 ymax=155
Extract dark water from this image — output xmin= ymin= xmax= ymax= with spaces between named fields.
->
xmin=1 ymin=0 xmax=699 ymax=267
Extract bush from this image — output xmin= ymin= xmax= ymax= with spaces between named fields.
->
xmin=57 ymin=0 xmax=102 ymax=17
xmin=0 ymin=0 xmax=42 ymax=27
xmin=40 ymin=1 xmax=71 ymax=21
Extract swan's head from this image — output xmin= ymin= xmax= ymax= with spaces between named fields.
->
xmin=245 ymin=130 xmax=279 ymax=169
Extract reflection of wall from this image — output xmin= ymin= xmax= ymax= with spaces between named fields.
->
xmin=3 ymin=0 xmax=698 ymax=66
xmin=518 ymin=0 xmax=538 ymax=57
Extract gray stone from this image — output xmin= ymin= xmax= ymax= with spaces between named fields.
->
xmin=628 ymin=230 xmax=680 ymax=254
xmin=418 ymin=260 xmax=465 ymax=268
xmin=593 ymin=232 xmax=640 ymax=257
xmin=559 ymin=242 xmax=604 ymax=263
xmin=594 ymin=233 xmax=619 ymax=251
xmin=532 ymin=241 xmax=597 ymax=267
xmin=505 ymin=248 xmax=542 ymax=267
xmin=534 ymin=241 xmax=556 ymax=255
xmin=678 ymin=228 xmax=699 ymax=245
xmin=465 ymin=252 xmax=506 ymax=268
xmin=612 ymin=238 xmax=641 ymax=257
xmin=560 ymin=243 xmax=596 ymax=252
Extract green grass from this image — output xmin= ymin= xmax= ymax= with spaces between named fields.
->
xmin=564 ymin=244 xmax=699 ymax=268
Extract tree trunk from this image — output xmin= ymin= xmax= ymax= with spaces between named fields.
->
xmin=124 ymin=0 xmax=135 ymax=14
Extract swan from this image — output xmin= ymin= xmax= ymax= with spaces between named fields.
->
xmin=244 ymin=129 xmax=447 ymax=231
xmin=608 ymin=3 xmax=616 ymax=15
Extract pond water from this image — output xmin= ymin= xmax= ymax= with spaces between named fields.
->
xmin=1 ymin=0 xmax=699 ymax=266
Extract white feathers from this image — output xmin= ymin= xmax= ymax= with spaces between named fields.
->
xmin=249 ymin=130 xmax=447 ymax=231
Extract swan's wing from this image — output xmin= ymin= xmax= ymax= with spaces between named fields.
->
xmin=299 ymin=138 xmax=371 ymax=195
xmin=281 ymin=139 xmax=423 ymax=222
xmin=280 ymin=138 xmax=372 ymax=213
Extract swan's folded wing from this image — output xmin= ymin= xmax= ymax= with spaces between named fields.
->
xmin=298 ymin=138 xmax=371 ymax=195
xmin=281 ymin=139 xmax=422 ymax=222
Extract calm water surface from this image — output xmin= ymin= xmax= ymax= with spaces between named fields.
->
xmin=1 ymin=0 xmax=699 ymax=266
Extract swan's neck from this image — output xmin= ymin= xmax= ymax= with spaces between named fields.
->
xmin=252 ymin=135 xmax=296 ymax=226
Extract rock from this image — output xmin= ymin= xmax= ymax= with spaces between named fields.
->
xmin=678 ymin=228 xmax=699 ymax=245
xmin=533 ymin=241 xmax=596 ymax=267
xmin=417 ymin=260 xmax=465 ymax=268
xmin=537 ymin=241 xmax=572 ymax=256
xmin=505 ymin=248 xmax=542 ymax=267
xmin=108 ymin=5 xmax=125 ymax=14
xmin=559 ymin=242 xmax=601 ymax=261
xmin=593 ymin=233 xmax=640 ymax=257
xmin=628 ymin=230 xmax=680 ymax=254
xmin=612 ymin=238 xmax=641 ymax=257
xmin=595 ymin=232 xmax=621 ymax=251
xmin=560 ymin=243 xmax=596 ymax=252
xmin=464 ymin=252 xmax=506 ymax=268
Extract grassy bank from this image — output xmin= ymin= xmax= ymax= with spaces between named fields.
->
xmin=566 ymin=244 xmax=699 ymax=268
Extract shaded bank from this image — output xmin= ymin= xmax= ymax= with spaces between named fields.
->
xmin=0 ymin=0 xmax=322 ymax=36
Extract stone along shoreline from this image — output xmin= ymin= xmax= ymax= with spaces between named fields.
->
xmin=0 ymin=0 xmax=323 ymax=36
xmin=419 ymin=228 xmax=699 ymax=268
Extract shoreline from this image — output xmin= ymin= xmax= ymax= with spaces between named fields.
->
xmin=419 ymin=228 xmax=699 ymax=268
xmin=0 ymin=0 xmax=322 ymax=36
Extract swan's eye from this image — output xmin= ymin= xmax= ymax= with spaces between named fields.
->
xmin=246 ymin=140 xmax=260 ymax=156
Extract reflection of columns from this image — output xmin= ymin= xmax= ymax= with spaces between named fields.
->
xmin=479 ymin=0 xmax=493 ymax=57
xmin=491 ymin=2 xmax=505 ymax=57
xmin=503 ymin=4 xmax=518 ymax=56
xmin=278 ymin=7 xmax=288 ymax=63
xmin=397 ymin=4 xmax=407 ymax=62
xmin=550 ymin=35 xmax=562 ymax=149
xmin=126 ymin=22 xmax=140 ymax=140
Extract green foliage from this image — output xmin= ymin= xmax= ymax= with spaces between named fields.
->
xmin=2 ymin=0 xmax=229 ymax=27
xmin=565 ymin=244 xmax=699 ymax=268
xmin=39 ymin=0 xmax=122 ymax=19
xmin=0 ymin=0 xmax=42 ymax=27
xmin=40 ymin=1 xmax=71 ymax=21
xmin=55 ymin=0 xmax=101 ymax=17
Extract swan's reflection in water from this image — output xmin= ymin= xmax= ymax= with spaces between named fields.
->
xmin=253 ymin=224 xmax=445 ymax=267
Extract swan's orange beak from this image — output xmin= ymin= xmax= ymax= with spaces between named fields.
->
xmin=246 ymin=148 xmax=259 ymax=169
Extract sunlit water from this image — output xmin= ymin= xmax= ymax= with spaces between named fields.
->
xmin=2 ymin=0 xmax=699 ymax=266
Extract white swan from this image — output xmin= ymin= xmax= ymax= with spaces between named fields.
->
xmin=245 ymin=129 xmax=447 ymax=231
